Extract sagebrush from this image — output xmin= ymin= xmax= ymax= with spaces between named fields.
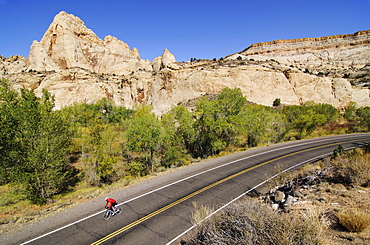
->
xmin=183 ymin=198 xmax=322 ymax=245
xmin=336 ymin=208 xmax=370 ymax=232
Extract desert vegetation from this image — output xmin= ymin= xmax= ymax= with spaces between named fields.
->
xmin=182 ymin=146 xmax=370 ymax=244
xmin=1 ymin=78 xmax=370 ymax=234
xmin=186 ymin=199 xmax=323 ymax=244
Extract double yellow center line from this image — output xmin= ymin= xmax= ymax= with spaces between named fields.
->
xmin=91 ymin=137 xmax=369 ymax=244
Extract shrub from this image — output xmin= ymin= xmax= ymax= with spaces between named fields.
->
xmin=273 ymin=98 xmax=281 ymax=106
xmin=191 ymin=202 xmax=214 ymax=224
xmin=364 ymin=142 xmax=370 ymax=154
xmin=356 ymin=106 xmax=370 ymax=131
xmin=330 ymin=149 xmax=370 ymax=186
xmin=336 ymin=209 xmax=370 ymax=232
xmin=183 ymin=199 xmax=322 ymax=244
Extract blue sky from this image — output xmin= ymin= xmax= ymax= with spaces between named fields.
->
xmin=0 ymin=0 xmax=369 ymax=62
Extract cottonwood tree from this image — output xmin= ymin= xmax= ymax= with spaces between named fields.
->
xmin=124 ymin=105 xmax=161 ymax=174
xmin=241 ymin=105 xmax=288 ymax=147
xmin=0 ymin=81 xmax=77 ymax=204
xmin=81 ymin=120 xmax=121 ymax=185
xmin=159 ymin=109 xmax=192 ymax=168
xmin=60 ymin=99 xmax=130 ymax=185
xmin=356 ymin=106 xmax=370 ymax=131
xmin=191 ymin=88 xmax=246 ymax=158
xmin=344 ymin=102 xmax=357 ymax=121
xmin=0 ymin=79 xmax=20 ymax=184
xmin=168 ymin=105 xmax=196 ymax=155
xmin=282 ymin=103 xmax=330 ymax=140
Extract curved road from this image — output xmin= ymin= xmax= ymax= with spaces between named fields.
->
xmin=3 ymin=133 xmax=370 ymax=245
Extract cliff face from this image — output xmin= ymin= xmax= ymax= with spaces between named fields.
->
xmin=0 ymin=11 xmax=369 ymax=114
xmin=26 ymin=11 xmax=152 ymax=75
xmin=228 ymin=30 xmax=370 ymax=87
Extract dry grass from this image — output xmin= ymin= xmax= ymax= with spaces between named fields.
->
xmin=1 ymin=139 xmax=369 ymax=243
xmin=0 ymin=183 xmax=105 ymax=231
xmin=184 ymin=198 xmax=322 ymax=245
xmin=330 ymin=150 xmax=370 ymax=187
xmin=183 ymin=148 xmax=370 ymax=245
xmin=264 ymin=162 xmax=295 ymax=189
xmin=336 ymin=209 xmax=370 ymax=232
xmin=0 ymin=175 xmax=139 ymax=234
xmin=191 ymin=202 xmax=214 ymax=225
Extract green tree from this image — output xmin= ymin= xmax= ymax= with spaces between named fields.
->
xmin=0 ymin=79 xmax=21 ymax=183
xmin=217 ymin=87 xmax=246 ymax=116
xmin=22 ymin=108 xmax=78 ymax=204
xmin=81 ymin=120 xmax=120 ymax=186
xmin=159 ymin=110 xmax=191 ymax=168
xmin=0 ymin=82 xmax=78 ymax=204
xmin=169 ymin=105 xmax=196 ymax=154
xmin=191 ymin=88 xmax=246 ymax=158
xmin=273 ymin=98 xmax=281 ymax=107
xmin=124 ymin=105 xmax=161 ymax=173
xmin=306 ymin=102 xmax=339 ymax=124
xmin=282 ymin=105 xmax=306 ymax=124
xmin=60 ymin=99 xmax=131 ymax=185
xmin=20 ymin=89 xmax=78 ymax=204
xmin=91 ymin=97 xmax=133 ymax=123
xmin=283 ymin=104 xmax=328 ymax=140
xmin=293 ymin=109 xmax=326 ymax=139
xmin=344 ymin=102 xmax=357 ymax=121
xmin=356 ymin=106 xmax=370 ymax=131
xmin=241 ymin=105 xmax=288 ymax=147
xmin=60 ymin=98 xmax=133 ymax=127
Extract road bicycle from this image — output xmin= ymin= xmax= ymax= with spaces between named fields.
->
xmin=103 ymin=205 xmax=123 ymax=220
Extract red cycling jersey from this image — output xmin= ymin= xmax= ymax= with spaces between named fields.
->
xmin=105 ymin=198 xmax=117 ymax=209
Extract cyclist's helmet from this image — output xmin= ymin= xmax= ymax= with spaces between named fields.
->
xmin=105 ymin=197 xmax=109 ymax=201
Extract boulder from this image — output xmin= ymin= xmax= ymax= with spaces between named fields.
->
xmin=283 ymin=195 xmax=297 ymax=208
xmin=274 ymin=191 xmax=285 ymax=203
xmin=292 ymin=190 xmax=304 ymax=198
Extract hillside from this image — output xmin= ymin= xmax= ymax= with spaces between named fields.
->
xmin=0 ymin=11 xmax=369 ymax=114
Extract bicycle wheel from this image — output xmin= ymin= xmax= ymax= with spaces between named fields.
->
xmin=115 ymin=205 xmax=123 ymax=215
xmin=103 ymin=210 xmax=112 ymax=220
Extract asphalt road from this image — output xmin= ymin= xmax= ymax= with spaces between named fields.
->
xmin=3 ymin=133 xmax=370 ymax=245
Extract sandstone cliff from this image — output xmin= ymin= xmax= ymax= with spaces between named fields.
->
xmin=0 ymin=11 xmax=369 ymax=115
xmin=227 ymin=30 xmax=370 ymax=87
xmin=27 ymin=11 xmax=152 ymax=75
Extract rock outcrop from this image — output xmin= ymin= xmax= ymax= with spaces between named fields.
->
xmin=0 ymin=55 xmax=27 ymax=74
xmin=0 ymin=11 xmax=369 ymax=114
xmin=228 ymin=30 xmax=370 ymax=86
xmin=152 ymin=49 xmax=177 ymax=72
xmin=27 ymin=11 xmax=151 ymax=75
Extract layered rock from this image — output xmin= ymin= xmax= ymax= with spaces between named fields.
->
xmin=0 ymin=11 xmax=369 ymax=115
xmin=230 ymin=30 xmax=370 ymax=67
xmin=145 ymin=64 xmax=370 ymax=114
xmin=26 ymin=11 xmax=151 ymax=75
xmin=152 ymin=49 xmax=177 ymax=72
xmin=227 ymin=30 xmax=370 ymax=86
xmin=0 ymin=55 xmax=27 ymax=75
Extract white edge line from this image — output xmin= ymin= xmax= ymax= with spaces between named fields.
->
xmin=165 ymin=155 xmax=329 ymax=245
xmin=166 ymin=145 xmax=360 ymax=245
xmin=20 ymin=135 xmax=365 ymax=244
